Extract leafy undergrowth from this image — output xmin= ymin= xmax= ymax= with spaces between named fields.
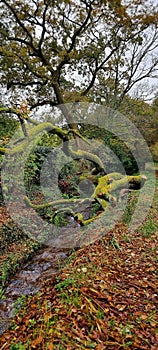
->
xmin=0 ymin=182 xmax=157 ymax=349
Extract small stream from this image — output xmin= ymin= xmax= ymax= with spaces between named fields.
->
xmin=0 ymin=204 xmax=93 ymax=336
xmin=0 ymin=245 xmax=71 ymax=335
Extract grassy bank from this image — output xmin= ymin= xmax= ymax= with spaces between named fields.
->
xmin=0 ymin=212 xmax=40 ymax=295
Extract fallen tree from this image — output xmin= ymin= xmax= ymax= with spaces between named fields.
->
xmin=0 ymin=107 xmax=147 ymax=227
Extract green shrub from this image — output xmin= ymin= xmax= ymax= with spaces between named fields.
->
xmin=81 ymin=125 xmax=139 ymax=174
xmin=108 ymin=138 xmax=139 ymax=174
xmin=0 ymin=115 xmax=18 ymax=140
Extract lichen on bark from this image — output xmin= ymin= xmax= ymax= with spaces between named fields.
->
xmin=1 ymin=117 xmax=147 ymax=226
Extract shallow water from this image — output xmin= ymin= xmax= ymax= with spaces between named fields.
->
xmin=0 ymin=204 xmax=93 ymax=335
xmin=0 ymin=246 xmax=70 ymax=335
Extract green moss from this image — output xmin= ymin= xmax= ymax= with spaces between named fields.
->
xmin=24 ymin=196 xmax=90 ymax=209
xmin=25 ymin=173 xmax=147 ymax=225
xmin=68 ymin=146 xmax=104 ymax=172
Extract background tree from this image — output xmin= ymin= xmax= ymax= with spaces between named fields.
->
xmin=91 ymin=24 xmax=158 ymax=108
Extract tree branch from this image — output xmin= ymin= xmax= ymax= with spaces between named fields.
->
xmin=7 ymin=80 xmax=47 ymax=90
xmin=2 ymin=0 xmax=34 ymax=48
xmin=81 ymin=44 xmax=120 ymax=96
xmin=57 ymin=1 xmax=93 ymax=72
xmin=38 ymin=0 xmax=48 ymax=52
xmin=29 ymin=100 xmax=58 ymax=110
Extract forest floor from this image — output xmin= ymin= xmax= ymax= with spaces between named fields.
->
xmin=0 ymin=176 xmax=158 ymax=350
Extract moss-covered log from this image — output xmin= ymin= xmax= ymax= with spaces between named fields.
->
xmin=109 ymin=174 xmax=147 ymax=192
xmin=0 ymin=123 xmax=68 ymax=155
xmin=0 ymin=121 xmax=104 ymax=175
xmin=0 ymin=111 xmax=147 ymax=226
xmin=24 ymin=173 xmax=147 ymax=226
xmin=24 ymin=196 xmax=91 ymax=209
xmin=68 ymin=146 xmax=105 ymax=173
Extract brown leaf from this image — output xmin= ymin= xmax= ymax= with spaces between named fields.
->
xmin=47 ymin=344 xmax=53 ymax=350
xmin=31 ymin=336 xmax=43 ymax=347
xmin=141 ymin=314 xmax=148 ymax=320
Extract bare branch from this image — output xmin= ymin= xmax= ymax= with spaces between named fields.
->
xmin=82 ymin=44 xmax=120 ymax=96
xmin=7 ymin=80 xmax=47 ymax=90
xmin=38 ymin=1 xmax=48 ymax=52
xmin=2 ymin=0 xmax=34 ymax=48
xmin=30 ymin=100 xmax=58 ymax=110
xmin=57 ymin=2 xmax=93 ymax=72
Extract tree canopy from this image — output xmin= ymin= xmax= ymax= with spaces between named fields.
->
xmin=0 ymin=0 xmax=158 ymax=115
